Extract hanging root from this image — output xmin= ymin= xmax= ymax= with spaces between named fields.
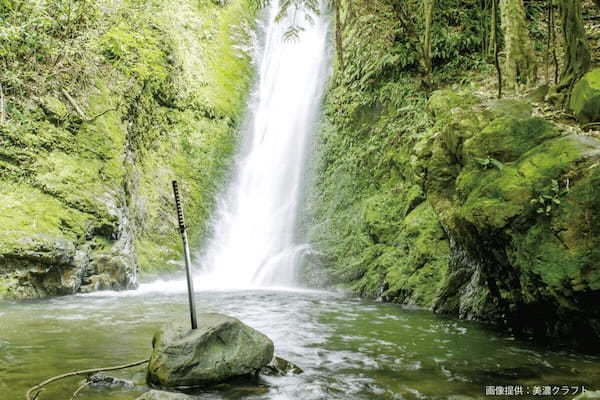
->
xmin=25 ymin=359 xmax=149 ymax=400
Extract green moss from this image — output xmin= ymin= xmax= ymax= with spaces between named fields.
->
xmin=464 ymin=116 xmax=559 ymax=163
xmin=129 ymin=0 xmax=256 ymax=274
xmin=454 ymin=122 xmax=580 ymax=230
xmin=0 ymin=183 xmax=92 ymax=253
xmin=423 ymin=88 xmax=600 ymax=334
xmin=34 ymin=152 xmax=120 ymax=219
xmin=308 ymin=70 xmax=450 ymax=307
xmin=99 ymin=23 xmax=171 ymax=82
xmin=511 ymin=223 xmax=581 ymax=301
xmin=570 ymin=68 xmax=600 ymax=123
xmin=0 ymin=0 xmax=258 ymax=290
xmin=427 ymin=89 xmax=478 ymax=119
xmin=383 ymin=202 xmax=449 ymax=306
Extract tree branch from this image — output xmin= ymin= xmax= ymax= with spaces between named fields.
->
xmin=60 ymin=88 xmax=88 ymax=120
xmin=70 ymin=381 xmax=91 ymax=400
xmin=25 ymin=359 xmax=149 ymax=400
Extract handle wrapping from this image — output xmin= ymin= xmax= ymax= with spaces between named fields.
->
xmin=172 ymin=180 xmax=186 ymax=234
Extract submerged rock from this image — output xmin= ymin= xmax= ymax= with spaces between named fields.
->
xmin=147 ymin=313 xmax=274 ymax=388
xmin=260 ymin=356 xmax=303 ymax=376
xmin=136 ymin=390 xmax=195 ymax=400
xmin=571 ymin=68 xmax=600 ymax=122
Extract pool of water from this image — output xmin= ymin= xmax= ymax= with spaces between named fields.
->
xmin=1 ymin=280 xmax=598 ymax=400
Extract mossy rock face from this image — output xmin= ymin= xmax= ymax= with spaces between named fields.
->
xmin=423 ymin=90 xmax=600 ymax=350
xmin=427 ymin=89 xmax=478 ymax=119
xmin=463 ymin=116 xmax=559 ymax=163
xmin=570 ymin=68 xmax=600 ymax=123
xmin=0 ymin=0 xmax=256 ymax=298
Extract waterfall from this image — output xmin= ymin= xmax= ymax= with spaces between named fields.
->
xmin=197 ymin=1 xmax=330 ymax=288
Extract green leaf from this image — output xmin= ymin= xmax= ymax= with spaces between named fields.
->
xmin=490 ymin=158 xmax=504 ymax=170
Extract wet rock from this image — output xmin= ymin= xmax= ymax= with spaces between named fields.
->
xmin=571 ymin=68 xmax=600 ymax=122
xmin=0 ymin=235 xmax=82 ymax=298
xmin=0 ymin=231 xmax=137 ymax=299
xmin=260 ymin=356 xmax=303 ymax=376
xmin=81 ymin=253 xmax=136 ymax=292
xmin=147 ymin=313 xmax=274 ymax=388
xmin=87 ymin=373 xmax=134 ymax=388
xmin=136 ymin=390 xmax=195 ymax=400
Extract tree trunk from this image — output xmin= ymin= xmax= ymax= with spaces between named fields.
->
xmin=556 ymin=0 xmax=590 ymax=98
xmin=492 ymin=0 xmax=503 ymax=98
xmin=423 ymin=0 xmax=435 ymax=77
xmin=499 ymin=0 xmax=537 ymax=89
xmin=334 ymin=0 xmax=345 ymax=72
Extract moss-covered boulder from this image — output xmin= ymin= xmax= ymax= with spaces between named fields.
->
xmin=147 ymin=314 xmax=274 ymax=388
xmin=570 ymin=68 xmax=600 ymax=123
xmin=421 ymin=89 xmax=600 ymax=350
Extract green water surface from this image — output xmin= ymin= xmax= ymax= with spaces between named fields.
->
xmin=0 ymin=281 xmax=598 ymax=399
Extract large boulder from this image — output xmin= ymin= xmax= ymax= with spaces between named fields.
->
xmin=147 ymin=313 xmax=274 ymax=388
xmin=418 ymin=89 xmax=600 ymax=350
xmin=570 ymin=68 xmax=600 ymax=123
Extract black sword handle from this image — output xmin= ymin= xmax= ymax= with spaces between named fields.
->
xmin=172 ymin=180 xmax=186 ymax=234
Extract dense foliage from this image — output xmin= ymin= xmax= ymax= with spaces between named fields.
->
xmin=305 ymin=0 xmax=600 ymax=351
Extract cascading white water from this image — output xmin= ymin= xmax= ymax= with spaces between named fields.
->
xmin=197 ymin=1 xmax=330 ymax=288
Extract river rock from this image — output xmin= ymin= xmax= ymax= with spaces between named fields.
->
xmin=260 ymin=356 xmax=303 ymax=376
xmin=571 ymin=68 xmax=600 ymax=123
xmin=147 ymin=313 xmax=274 ymax=388
xmin=136 ymin=390 xmax=195 ymax=400
xmin=87 ymin=373 xmax=134 ymax=388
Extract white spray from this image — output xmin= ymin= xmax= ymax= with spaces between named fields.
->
xmin=197 ymin=1 xmax=330 ymax=288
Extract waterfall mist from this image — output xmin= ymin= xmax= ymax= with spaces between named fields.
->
xmin=197 ymin=1 xmax=331 ymax=288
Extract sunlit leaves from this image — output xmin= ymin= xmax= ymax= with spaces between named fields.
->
xmin=248 ymin=0 xmax=321 ymax=42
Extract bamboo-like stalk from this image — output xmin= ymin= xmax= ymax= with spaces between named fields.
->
xmin=0 ymin=83 xmax=5 ymax=125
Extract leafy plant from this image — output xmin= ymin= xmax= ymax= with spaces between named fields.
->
xmin=530 ymin=179 xmax=567 ymax=216
xmin=476 ymin=156 xmax=503 ymax=170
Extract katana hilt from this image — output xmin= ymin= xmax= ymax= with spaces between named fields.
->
xmin=172 ymin=180 xmax=186 ymax=234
